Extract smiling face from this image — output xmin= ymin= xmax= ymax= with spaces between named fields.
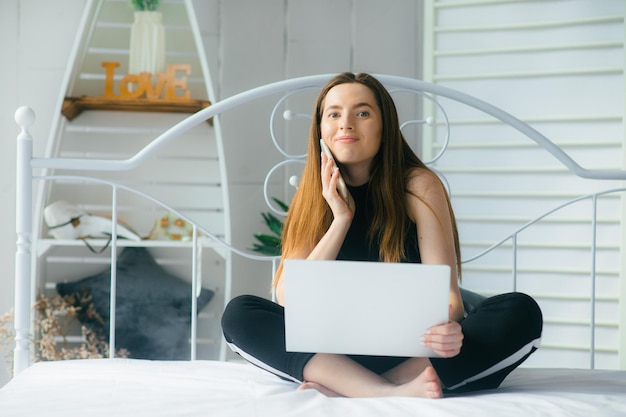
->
xmin=320 ymin=82 xmax=383 ymax=178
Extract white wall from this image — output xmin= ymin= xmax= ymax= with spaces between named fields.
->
xmin=0 ymin=0 xmax=18 ymax=389
xmin=0 ymin=0 xmax=424 ymax=386
xmin=0 ymin=0 xmax=86 ymax=387
xmin=213 ymin=0 xmax=423 ymax=301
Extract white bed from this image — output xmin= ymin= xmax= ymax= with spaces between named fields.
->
xmin=3 ymin=74 xmax=626 ymax=416
xmin=0 ymin=359 xmax=624 ymax=417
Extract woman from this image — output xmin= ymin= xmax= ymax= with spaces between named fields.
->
xmin=222 ymin=72 xmax=542 ymax=398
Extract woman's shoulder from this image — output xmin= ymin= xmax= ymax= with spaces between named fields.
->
xmin=404 ymin=167 xmax=451 ymax=224
xmin=405 ymin=167 xmax=445 ymax=198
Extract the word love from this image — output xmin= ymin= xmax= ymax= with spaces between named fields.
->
xmin=100 ymin=61 xmax=192 ymax=100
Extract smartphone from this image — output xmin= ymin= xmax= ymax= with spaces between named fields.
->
xmin=320 ymin=138 xmax=349 ymax=202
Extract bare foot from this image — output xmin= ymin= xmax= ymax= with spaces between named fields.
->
xmin=298 ymin=381 xmax=344 ymax=397
xmin=383 ymin=357 xmax=431 ymax=385
xmin=299 ymin=353 xmax=443 ymax=399
xmin=394 ymin=366 xmax=443 ymax=399
xmin=300 ymin=367 xmax=442 ymax=399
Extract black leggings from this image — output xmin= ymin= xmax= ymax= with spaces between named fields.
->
xmin=221 ymin=292 xmax=542 ymax=393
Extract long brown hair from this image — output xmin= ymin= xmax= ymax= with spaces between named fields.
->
xmin=273 ymin=73 xmax=461 ymax=287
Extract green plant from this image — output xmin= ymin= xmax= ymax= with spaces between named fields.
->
xmin=250 ymin=198 xmax=288 ymax=256
xmin=131 ymin=0 xmax=160 ymax=11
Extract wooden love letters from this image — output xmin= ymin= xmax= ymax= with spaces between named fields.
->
xmin=62 ymin=61 xmax=211 ymax=122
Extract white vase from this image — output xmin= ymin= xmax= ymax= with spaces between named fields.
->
xmin=129 ymin=11 xmax=165 ymax=75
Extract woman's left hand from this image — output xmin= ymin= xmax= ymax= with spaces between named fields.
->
xmin=421 ymin=319 xmax=463 ymax=358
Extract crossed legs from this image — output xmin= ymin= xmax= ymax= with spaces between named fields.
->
xmin=299 ymin=354 xmax=441 ymax=398
xmin=222 ymin=292 xmax=542 ymax=398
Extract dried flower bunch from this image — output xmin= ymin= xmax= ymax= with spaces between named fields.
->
xmin=0 ymin=292 xmax=129 ymax=373
xmin=34 ymin=292 xmax=129 ymax=361
xmin=0 ymin=310 xmax=14 ymax=373
xmin=131 ymin=0 xmax=160 ymax=11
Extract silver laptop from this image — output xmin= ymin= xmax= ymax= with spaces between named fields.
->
xmin=284 ymin=259 xmax=450 ymax=357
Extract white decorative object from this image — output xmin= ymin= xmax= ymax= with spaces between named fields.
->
xmin=43 ymin=200 xmax=141 ymax=241
xmin=129 ymin=11 xmax=165 ymax=75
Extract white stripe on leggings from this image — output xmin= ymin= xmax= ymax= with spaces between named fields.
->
xmin=446 ymin=337 xmax=542 ymax=391
xmin=226 ymin=340 xmax=302 ymax=384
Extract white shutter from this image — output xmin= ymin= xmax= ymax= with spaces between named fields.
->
xmin=422 ymin=0 xmax=624 ymax=369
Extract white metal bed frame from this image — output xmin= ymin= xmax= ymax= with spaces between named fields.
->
xmin=13 ymin=74 xmax=626 ymax=377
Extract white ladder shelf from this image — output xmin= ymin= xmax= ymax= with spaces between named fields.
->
xmin=31 ymin=0 xmax=231 ymax=361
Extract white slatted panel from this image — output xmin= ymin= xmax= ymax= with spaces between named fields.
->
xmin=423 ymin=0 xmax=624 ymax=369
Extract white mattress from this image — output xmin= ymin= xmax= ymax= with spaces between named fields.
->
xmin=1 ymin=359 xmax=625 ymax=417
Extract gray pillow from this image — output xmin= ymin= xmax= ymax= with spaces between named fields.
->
xmin=56 ymin=247 xmax=214 ymax=360
xmin=460 ymin=287 xmax=486 ymax=312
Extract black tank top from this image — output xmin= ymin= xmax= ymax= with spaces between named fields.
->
xmin=336 ymin=182 xmax=421 ymax=263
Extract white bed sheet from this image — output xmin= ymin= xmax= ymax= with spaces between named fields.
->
xmin=1 ymin=359 xmax=625 ymax=417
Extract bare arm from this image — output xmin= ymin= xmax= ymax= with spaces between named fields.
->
xmin=275 ymin=153 xmax=355 ymax=305
xmin=406 ymin=169 xmax=464 ymax=357
xmin=406 ymin=168 xmax=463 ymax=319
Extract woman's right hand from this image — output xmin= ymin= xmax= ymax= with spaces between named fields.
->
xmin=321 ymin=152 xmax=354 ymax=220
xmin=276 ymin=154 xmax=353 ymax=306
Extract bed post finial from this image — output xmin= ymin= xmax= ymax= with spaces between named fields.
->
xmin=15 ymin=106 xmax=35 ymax=131
xmin=14 ymin=106 xmax=35 ymax=377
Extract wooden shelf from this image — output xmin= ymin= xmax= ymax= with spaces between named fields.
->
xmin=62 ymin=96 xmax=212 ymax=123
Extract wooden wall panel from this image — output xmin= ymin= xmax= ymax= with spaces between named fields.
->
xmin=424 ymin=0 xmax=624 ymax=370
